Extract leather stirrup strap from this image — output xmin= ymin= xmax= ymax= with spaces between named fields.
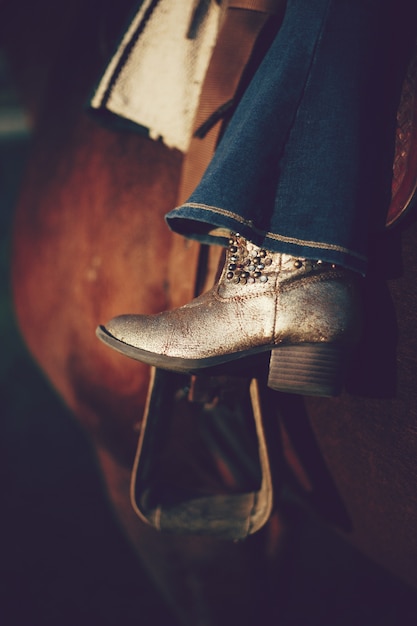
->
xmin=178 ymin=0 xmax=286 ymax=205
xmin=132 ymin=3 xmax=286 ymax=538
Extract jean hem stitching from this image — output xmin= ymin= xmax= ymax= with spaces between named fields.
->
xmin=175 ymin=202 xmax=367 ymax=261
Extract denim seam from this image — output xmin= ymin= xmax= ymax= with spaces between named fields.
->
xmin=179 ymin=201 xmax=367 ymax=261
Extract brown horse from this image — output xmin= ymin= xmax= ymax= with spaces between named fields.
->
xmin=4 ymin=0 xmax=417 ymax=623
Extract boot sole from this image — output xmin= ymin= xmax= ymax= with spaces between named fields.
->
xmin=97 ymin=326 xmax=348 ymax=397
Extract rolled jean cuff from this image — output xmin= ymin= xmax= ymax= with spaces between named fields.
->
xmin=166 ymin=202 xmax=368 ymax=275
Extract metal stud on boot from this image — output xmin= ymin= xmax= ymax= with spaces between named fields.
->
xmin=96 ymin=233 xmax=362 ymax=396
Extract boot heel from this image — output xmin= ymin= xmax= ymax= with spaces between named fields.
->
xmin=267 ymin=343 xmax=348 ymax=397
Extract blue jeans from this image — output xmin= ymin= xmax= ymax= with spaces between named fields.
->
xmin=166 ymin=0 xmax=404 ymax=275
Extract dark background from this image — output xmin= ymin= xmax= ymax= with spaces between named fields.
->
xmin=0 ymin=61 xmax=177 ymax=625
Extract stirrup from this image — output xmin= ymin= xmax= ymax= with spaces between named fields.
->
xmin=130 ymin=368 xmax=278 ymax=540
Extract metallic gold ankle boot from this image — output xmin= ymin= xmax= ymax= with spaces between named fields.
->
xmin=96 ymin=233 xmax=361 ymax=396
